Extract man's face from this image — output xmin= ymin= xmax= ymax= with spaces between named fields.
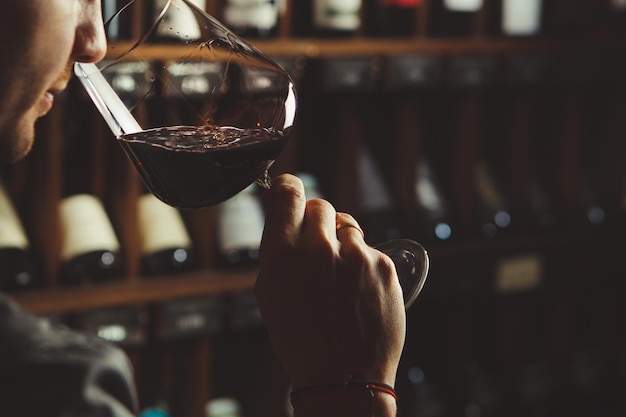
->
xmin=0 ymin=0 xmax=106 ymax=164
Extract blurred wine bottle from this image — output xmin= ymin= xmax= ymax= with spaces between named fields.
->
xmin=152 ymin=0 xmax=207 ymax=42
xmin=549 ymin=55 xmax=599 ymax=229
xmin=312 ymin=0 xmax=363 ymax=37
xmin=413 ymin=158 xmax=456 ymax=243
xmin=215 ymin=184 xmax=264 ymax=268
xmin=488 ymin=0 xmax=544 ymax=37
xmin=0 ymin=179 xmax=39 ymax=292
xmin=76 ymin=305 xmax=149 ymax=347
xmin=155 ymin=296 xmax=225 ymax=340
xmin=58 ymin=193 xmax=123 ymax=285
xmin=102 ymin=0 xmax=134 ymax=41
xmin=205 ymin=397 xmax=243 ymax=417
xmin=142 ymin=295 xmax=225 ymax=417
xmin=382 ymin=55 xmax=455 ymax=244
xmin=366 ymin=0 xmax=422 ymax=37
xmin=222 ymin=0 xmax=279 ymax=38
xmin=137 ymin=191 xmax=195 ymax=276
xmin=501 ymin=55 xmax=559 ymax=232
xmin=59 ymin=120 xmax=123 ymax=286
xmin=357 ymin=146 xmax=404 ymax=245
xmin=307 ymin=56 xmax=382 ymax=218
xmin=429 ymin=0 xmax=483 ymax=37
xmin=474 ymin=61 xmax=515 ymax=239
xmin=472 ymin=158 xmax=513 ymax=239
xmin=446 ymin=55 xmax=502 ymax=239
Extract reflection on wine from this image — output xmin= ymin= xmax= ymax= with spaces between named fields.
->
xmin=118 ymin=125 xmax=288 ymax=209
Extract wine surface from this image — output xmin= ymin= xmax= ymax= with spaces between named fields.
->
xmin=119 ymin=125 xmax=287 ymax=209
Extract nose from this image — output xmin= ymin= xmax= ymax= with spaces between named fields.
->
xmin=72 ymin=1 xmax=107 ymax=63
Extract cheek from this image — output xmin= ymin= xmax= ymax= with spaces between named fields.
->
xmin=23 ymin=4 xmax=76 ymax=77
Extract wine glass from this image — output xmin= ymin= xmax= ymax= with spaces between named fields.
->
xmin=74 ymin=0 xmax=428 ymax=308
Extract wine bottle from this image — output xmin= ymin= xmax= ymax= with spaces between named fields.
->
xmin=58 ymin=194 xmax=123 ymax=285
xmin=0 ymin=179 xmax=38 ymax=292
xmin=312 ymin=0 xmax=363 ymax=37
xmin=444 ymin=0 xmax=483 ymax=11
xmin=366 ymin=0 xmax=422 ymax=38
xmin=205 ymin=398 xmax=242 ymax=417
xmin=473 ymin=159 xmax=513 ymax=239
xmin=152 ymin=0 xmax=207 ymax=42
xmin=76 ymin=305 xmax=148 ymax=347
xmin=215 ymin=184 xmax=264 ymax=267
xmin=413 ymin=158 xmax=455 ymax=243
xmin=382 ymin=55 xmax=451 ymax=244
xmin=358 ymin=146 xmax=404 ymax=245
xmin=503 ymin=55 xmax=560 ymax=232
xmin=102 ymin=0 xmax=133 ymax=41
xmin=500 ymin=0 xmax=543 ymax=37
xmin=429 ymin=0 xmax=483 ymax=37
xmin=137 ymin=191 xmax=195 ymax=276
xmin=156 ymin=296 xmax=225 ymax=340
xmin=447 ymin=55 xmax=497 ymax=239
xmin=59 ymin=114 xmax=123 ymax=286
xmin=222 ymin=0 xmax=279 ymax=38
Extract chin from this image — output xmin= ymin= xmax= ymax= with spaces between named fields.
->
xmin=0 ymin=124 xmax=35 ymax=164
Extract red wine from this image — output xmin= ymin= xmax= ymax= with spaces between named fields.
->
xmin=118 ymin=125 xmax=288 ymax=209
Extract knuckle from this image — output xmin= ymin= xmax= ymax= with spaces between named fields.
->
xmin=268 ymin=181 xmax=305 ymax=205
xmin=305 ymin=197 xmax=334 ymax=213
xmin=341 ymin=243 xmax=368 ymax=265
xmin=376 ymin=252 xmax=398 ymax=283
xmin=300 ymin=232 xmax=335 ymax=260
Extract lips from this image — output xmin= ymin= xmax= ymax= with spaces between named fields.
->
xmin=38 ymin=81 xmax=68 ymax=117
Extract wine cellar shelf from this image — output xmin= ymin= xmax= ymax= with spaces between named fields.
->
xmin=12 ymin=268 xmax=257 ymax=315
xmin=12 ymin=221 xmax=626 ymax=315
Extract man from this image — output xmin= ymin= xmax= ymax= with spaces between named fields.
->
xmin=0 ymin=1 xmax=406 ymax=416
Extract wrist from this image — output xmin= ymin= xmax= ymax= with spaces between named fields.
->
xmin=290 ymin=378 xmax=398 ymax=417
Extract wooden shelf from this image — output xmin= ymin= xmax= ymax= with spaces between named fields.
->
xmin=13 ymin=223 xmax=625 ymax=316
xmin=251 ymin=38 xmax=574 ymax=57
xmin=107 ymin=38 xmax=586 ymax=61
xmin=12 ymin=268 xmax=257 ymax=315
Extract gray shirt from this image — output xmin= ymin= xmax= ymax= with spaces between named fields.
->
xmin=0 ymin=294 xmax=138 ymax=416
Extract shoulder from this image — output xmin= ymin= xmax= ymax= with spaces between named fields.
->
xmin=0 ymin=293 xmax=138 ymax=416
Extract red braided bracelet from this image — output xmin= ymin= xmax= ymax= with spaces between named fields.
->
xmin=290 ymin=377 xmax=398 ymax=404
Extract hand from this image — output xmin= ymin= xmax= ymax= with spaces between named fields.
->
xmin=255 ymin=174 xmax=406 ymax=391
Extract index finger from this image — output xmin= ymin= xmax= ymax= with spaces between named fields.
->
xmin=261 ymin=173 xmax=307 ymax=247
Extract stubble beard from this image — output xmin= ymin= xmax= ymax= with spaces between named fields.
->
xmin=0 ymin=63 xmax=73 ymax=165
